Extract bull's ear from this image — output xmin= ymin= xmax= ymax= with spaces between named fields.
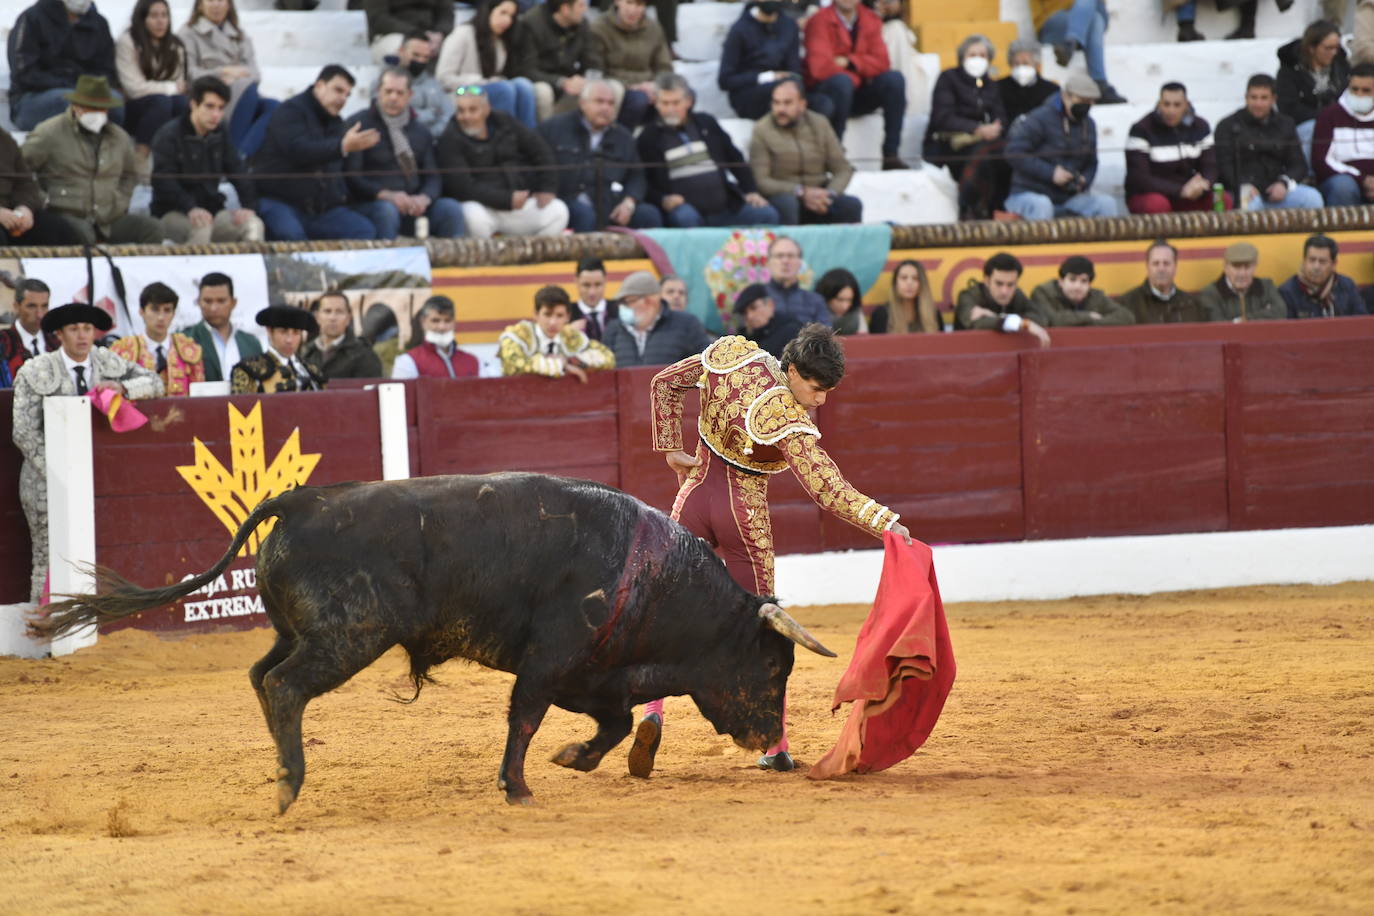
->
xmin=758 ymin=602 xmax=837 ymax=658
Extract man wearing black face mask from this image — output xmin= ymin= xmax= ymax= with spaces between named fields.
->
xmin=390 ymin=31 xmax=453 ymax=137
xmin=1003 ymin=70 xmax=1119 ymax=221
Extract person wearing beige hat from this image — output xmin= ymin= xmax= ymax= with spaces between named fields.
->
xmin=1197 ymin=241 xmax=1287 ymax=322
xmin=1003 ymin=71 xmax=1119 ymax=222
xmin=601 ymin=270 xmax=710 ymax=367
xmin=21 ymin=74 xmax=166 ymax=244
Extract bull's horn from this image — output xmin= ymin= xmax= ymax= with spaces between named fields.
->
xmin=758 ymin=603 xmax=837 ymax=657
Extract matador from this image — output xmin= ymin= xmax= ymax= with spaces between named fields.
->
xmin=629 ymin=324 xmax=910 ymax=776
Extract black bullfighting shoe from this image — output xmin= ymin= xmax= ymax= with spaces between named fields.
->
xmin=627 ymin=712 xmax=662 ymax=779
xmin=756 ymin=751 xmax=796 ymax=772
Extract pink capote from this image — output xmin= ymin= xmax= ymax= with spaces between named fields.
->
xmin=808 ymin=533 xmax=956 ymax=779
xmin=89 ymin=387 xmax=148 ymax=433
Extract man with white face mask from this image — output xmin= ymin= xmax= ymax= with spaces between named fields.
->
xmin=999 ymin=38 xmax=1059 ymax=123
xmin=9 ymin=0 xmax=123 ymax=130
xmin=390 ymin=296 xmax=482 ymax=379
xmin=21 ymin=74 xmax=165 ymax=244
xmin=1312 ymin=62 xmax=1374 ymax=205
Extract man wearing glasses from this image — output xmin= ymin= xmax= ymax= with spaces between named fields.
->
xmin=762 ymin=236 xmax=831 ymax=325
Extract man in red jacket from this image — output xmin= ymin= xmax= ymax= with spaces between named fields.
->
xmin=803 ymin=0 xmax=907 ymax=169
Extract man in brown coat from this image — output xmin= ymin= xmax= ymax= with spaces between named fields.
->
xmin=0 ymin=128 xmax=80 ymax=246
xmin=748 ymin=78 xmax=862 ymax=225
xmin=1117 ymin=239 xmax=1208 ymax=324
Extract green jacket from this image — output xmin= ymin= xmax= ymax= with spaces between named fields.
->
xmin=1030 ymin=279 xmax=1136 ymax=327
xmin=749 ymin=109 xmax=854 ymax=197
xmin=1195 ymin=276 xmax=1287 ymax=322
xmin=1117 ymin=281 xmax=1209 ymax=324
xmin=587 ymin=9 xmax=671 ymax=86
xmin=22 ymin=110 xmax=138 ymax=234
xmin=182 ymin=320 xmax=264 ymax=382
xmin=954 ymin=280 xmax=1048 ymax=330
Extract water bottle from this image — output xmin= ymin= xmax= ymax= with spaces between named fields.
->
xmin=414 ymin=216 xmax=430 ymax=240
xmin=1212 ymin=182 xmax=1226 ymax=213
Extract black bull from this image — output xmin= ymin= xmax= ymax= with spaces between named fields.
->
xmin=34 ymin=473 xmax=836 ymax=809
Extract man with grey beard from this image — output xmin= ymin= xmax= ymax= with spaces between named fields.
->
xmin=436 ymin=86 xmax=568 ymax=238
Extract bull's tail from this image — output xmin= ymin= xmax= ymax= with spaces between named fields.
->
xmin=29 ymin=495 xmax=291 ymax=639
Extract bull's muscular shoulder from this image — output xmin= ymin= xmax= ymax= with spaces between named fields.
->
xmin=746 ymin=383 xmax=818 ymax=445
xmin=702 ymin=335 xmax=772 ymax=374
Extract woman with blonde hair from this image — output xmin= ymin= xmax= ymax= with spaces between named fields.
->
xmin=871 ymin=259 xmax=942 ymax=333
xmin=178 ymin=0 xmax=278 ymax=155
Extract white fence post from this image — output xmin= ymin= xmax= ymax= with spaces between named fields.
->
xmin=44 ymin=396 xmax=98 ymax=657
xmin=377 ymin=383 xmax=410 ymax=481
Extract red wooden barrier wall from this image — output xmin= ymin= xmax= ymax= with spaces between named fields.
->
xmin=1 ymin=318 xmax=1371 ymax=617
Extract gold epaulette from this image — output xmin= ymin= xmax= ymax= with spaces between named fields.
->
xmin=746 ymin=385 xmax=819 ymax=445
xmin=701 ymin=335 xmax=773 ymax=374
xmin=172 ymin=333 xmax=203 ymax=364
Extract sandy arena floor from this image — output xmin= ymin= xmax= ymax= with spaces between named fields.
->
xmin=1 ymin=582 xmax=1372 ymax=914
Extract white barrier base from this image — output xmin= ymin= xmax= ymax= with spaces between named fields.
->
xmin=0 ymin=604 xmax=48 ymax=659
xmin=775 ymin=524 xmax=1374 ymax=607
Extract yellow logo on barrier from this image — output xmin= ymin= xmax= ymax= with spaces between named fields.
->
xmin=177 ymin=403 xmax=321 ymax=556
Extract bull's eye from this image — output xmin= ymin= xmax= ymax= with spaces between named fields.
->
xmin=765 ymin=656 xmax=782 ymax=677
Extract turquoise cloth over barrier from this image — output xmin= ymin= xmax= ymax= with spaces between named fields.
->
xmin=641 ymin=223 xmax=894 ymax=333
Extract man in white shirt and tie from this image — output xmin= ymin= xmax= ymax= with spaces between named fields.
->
xmin=11 ymin=302 xmax=164 ymax=601
xmin=2 ymin=278 xmax=56 ymax=383
xmin=570 ymin=258 xmax=612 ymax=342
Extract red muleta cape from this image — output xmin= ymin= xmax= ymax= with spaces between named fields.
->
xmin=808 ymin=533 xmax=956 ymax=779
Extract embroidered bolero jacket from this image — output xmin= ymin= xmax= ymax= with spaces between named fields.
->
xmin=649 ymin=336 xmax=899 ymax=537
xmin=497 ymin=319 xmax=616 ymax=377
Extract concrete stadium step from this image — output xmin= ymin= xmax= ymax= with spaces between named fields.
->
xmin=1041 ymin=37 xmax=1288 ymax=107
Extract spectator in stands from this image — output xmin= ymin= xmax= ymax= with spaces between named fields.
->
xmin=437 ymin=85 xmax=569 ymax=238
xmin=1126 ymin=82 xmax=1227 ymax=214
xmin=1031 ymin=256 xmax=1135 ymax=326
xmin=734 ymin=283 xmax=803 ymax=358
xmin=1 ymin=280 xmax=57 ymax=381
xmin=512 ymin=0 xmax=592 ymax=121
xmin=570 ymin=258 xmax=613 ymax=340
xmin=1215 ymin=73 xmax=1325 ymax=211
xmin=347 ymin=68 xmax=466 ymax=241
xmin=1198 ymin=242 xmax=1287 ymax=322
xmin=638 ymin=73 xmax=780 ymax=228
xmin=12 ymin=303 xmax=162 ymax=603
xmin=179 ymin=0 xmax=278 ymax=157
xmin=597 ymin=0 xmax=681 ymax=49
xmin=718 ymin=2 xmax=835 ymax=122
xmin=22 ymin=76 xmax=164 ymax=244
xmin=875 ymin=0 xmax=927 ymax=119
xmin=182 ymin=272 xmax=263 ymax=383
xmin=499 ymin=284 xmax=615 ymax=380
xmin=255 ymin=65 xmax=385 ymax=241
xmin=925 ymin=35 xmax=1009 ymax=220
xmin=365 ymin=0 xmax=453 ymax=65
xmin=1277 ymin=20 xmax=1349 ymax=164
xmin=1003 ymin=72 xmax=1119 ymax=222
xmin=391 ymin=295 xmax=481 ymax=379
xmin=437 ymin=0 xmax=537 ymax=128
xmin=115 ymin=0 xmax=187 ymax=166
xmin=111 ymin=282 xmax=205 ymax=397
xmin=603 ymin=270 xmax=711 ymax=367
xmin=816 ymin=267 xmax=866 ymax=335
xmin=1000 ymin=38 xmax=1059 ymax=124
xmin=1033 ymin=0 xmax=1126 ymax=104
xmin=1174 ymin=1 xmax=1206 ymax=42
xmin=8 ymin=0 xmax=121 ymax=131
xmin=1279 ymin=234 xmax=1368 ymax=318
xmin=871 ymin=259 xmax=939 ymax=333
xmin=392 ymin=31 xmax=453 ymax=138
xmin=749 ymin=78 xmax=861 ymax=225
xmin=588 ymin=0 xmax=673 ymax=127
xmin=1356 ymin=0 xmax=1374 ymax=66
xmin=151 ymin=76 xmax=264 ymax=243
xmin=300 ymin=290 xmax=384 ymax=378
xmin=763 ymin=236 xmax=830 ymax=325
xmin=803 ymin=0 xmax=908 ymax=169
xmin=1118 ymin=239 xmax=1208 ymax=324
xmin=954 ymin=252 xmax=1052 ymax=346
xmin=231 ymin=304 xmax=327 ymax=393
xmin=1312 ymin=63 xmax=1374 ymax=205
xmin=660 ymin=275 xmax=688 ymax=312
xmin=538 ymin=80 xmax=662 ymax=232
xmin=0 ymin=131 xmax=81 ymax=247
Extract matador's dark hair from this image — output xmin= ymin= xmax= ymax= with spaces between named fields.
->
xmin=780 ymin=323 xmax=845 ymax=390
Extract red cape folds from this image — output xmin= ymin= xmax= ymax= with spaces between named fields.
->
xmin=808 ymin=533 xmax=956 ymax=779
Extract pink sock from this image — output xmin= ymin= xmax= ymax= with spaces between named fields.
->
xmin=643 ymin=699 xmax=664 ymax=720
xmin=766 ymin=694 xmax=789 ymax=755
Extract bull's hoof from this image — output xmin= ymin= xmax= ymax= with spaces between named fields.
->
xmin=551 ymin=741 xmax=601 ymax=772
xmin=627 ymin=713 xmax=662 ymax=779
xmin=275 ymin=768 xmax=298 ymax=814
xmin=504 ymin=792 xmax=536 ymax=807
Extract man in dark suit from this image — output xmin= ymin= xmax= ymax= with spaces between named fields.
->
xmin=1 ymin=278 xmax=58 ymax=382
xmin=179 ymin=272 xmax=263 ymax=383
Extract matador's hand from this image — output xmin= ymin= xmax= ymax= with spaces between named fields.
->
xmin=665 ymin=449 xmax=700 ymax=487
xmin=890 ymin=522 xmax=912 ymax=545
